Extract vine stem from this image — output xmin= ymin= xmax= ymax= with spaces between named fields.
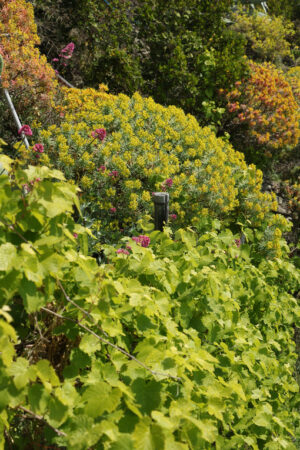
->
xmin=18 ymin=406 xmax=67 ymax=437
xmin=41 ymin=306 xmax=182 ymax=382
xmin=2 ymin=218 xmax=181 ymax=381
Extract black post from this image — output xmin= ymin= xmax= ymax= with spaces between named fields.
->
xmin=153 ymin=192 xmax=169 ymax=231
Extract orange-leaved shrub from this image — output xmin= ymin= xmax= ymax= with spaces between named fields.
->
xmin=0 ymin=0 xmax=57 ymax=133
xmin=285 ymin=66 xmax=300 ymax=105
xmin=221 ymin=61 xmax=300 ymax=162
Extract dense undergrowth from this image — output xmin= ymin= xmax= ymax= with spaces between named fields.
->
xmin=0 ymin=0 xmax=299 ymax=448
xmin=0 ymin=156 xmax=299 ymax=449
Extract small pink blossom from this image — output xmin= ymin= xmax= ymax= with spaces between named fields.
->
xmin=18 ymin=125 xmax=32 ymax=136
xmin=97 ymin=165 xmax=106 ymax=172
xmin=35 ymin=178 xmax=41 ymax=183
xmin=132 ymin=235 xmax=150 ymax=248
xmin=170 ymin=214 xmax=177 ymax=220
xmin=110 ymin=207 xmax=117 ymax=213
xmin=235 ymin=239 xmax=241 ymax=248
xmin=33 ymin=143 xmax=44 ymax=153
xmin=52 ymin=58 xmax=59 ymax=62
xmin=126 ymin=244 xmax=132 ymax=251
xmin=109 ymin=170 xmax=118 ymax=178
xmin=116 ymin=248 xmax=129 ymax=255
xmin=60 ymin=42 xmax=75 ymax=59
xmin=73 ymin=233 xmax=78 ymax=239
xmin=91 ymin=128 xmax=106 ymax=141
xmin=165 ymin=178 xmax=173 ymax=187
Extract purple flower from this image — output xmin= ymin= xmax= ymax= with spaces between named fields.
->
xmin=33 ymin=143 xmax=44 ymax=153
xmin=132 ymin=235 xmax=150 ymax=248
xmin=18 ymin=125 xmax=32 ymax=136
xmin=91 ymin=128 xmax=106 ymax=141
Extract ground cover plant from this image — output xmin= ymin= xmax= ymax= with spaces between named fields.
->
xmin=0 ymin=155 xmax=299 ymax=449
xmin=14 ymin=86 xmax=289 ymax=258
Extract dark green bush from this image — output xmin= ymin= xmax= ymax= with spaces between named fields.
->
xmin=33 ymin=0 xmax=247 ymax=124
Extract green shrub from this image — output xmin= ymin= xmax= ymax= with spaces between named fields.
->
xmin=0 ymin=154 xmax=299 ymax=448
xmin=230 ymin=8 xmax=295 ymax=63
xmin=33 ymin=0 xmax=247 ymax=124
xmin=14 ymin=87 xmax=289 ymax=256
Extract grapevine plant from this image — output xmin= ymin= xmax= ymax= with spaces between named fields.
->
xmin=0 ymin=155 xmax=299 ymax=448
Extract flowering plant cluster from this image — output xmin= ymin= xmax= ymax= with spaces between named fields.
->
xmin=52 ymin=42 xmax=75 ymax=72
xmin=285 ymin=66 xmax=300 ymax=105
xmin=222 ymin=61 xmax=300 ymax=160
xmin=15 ymin=87 xmax=288 ymax=255
xmin=0 ymin=0 xmax=57 ymax=137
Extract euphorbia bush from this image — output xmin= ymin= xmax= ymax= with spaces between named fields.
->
xmin=222 ymin=61 xmax=300 ymax=163
xmin=0 ymin=155 xmax=299 ymax=448
xmin=15 ymin=87 xmax=288 ymax=253
xmin=0 ymin=0 xmax=57 ymax=141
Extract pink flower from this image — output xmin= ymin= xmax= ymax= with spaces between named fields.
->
xmin=97 ymin=165 xmax=106 ymax=172
xmin=52 ymin=58 xmax=59 ymax=62
xmin=235 ymin=239 xmax=241 ymax=248
xmin=33 ymin=143 xmax=44 ymax=153
xmin=110 ymin=207 xmax=117 ymax=213
xmin=73 ymin=233 xmax=78 ymax=239
xmin=18 ymin=125 xmax=32 ymax=136
xmin=60 ymin=42 xmax=75 ymax=59
xmin=132 ymin=235 xmax=150 ymax=248
xmin=126 ymin=244 xmax=132 ymax=251
xmin=109 ymin=170 xmax=118 ymax=178
xmin=170 ymin=214 xmax=177 ymax=220
xmin=116 ymin=248 xmax=129 ymax=255
xmin=165 ymin=178 xmax=173 ymax=187
xmin=35 ymin=178 xmax=41 ymax=183
xmin=91 ymin=128 xmax=106 ymax=141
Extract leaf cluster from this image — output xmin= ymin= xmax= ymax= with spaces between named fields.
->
xmin=0 ymin=156 xmax=299 ymax=448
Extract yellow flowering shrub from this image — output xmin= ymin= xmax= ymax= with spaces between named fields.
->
xmin=16 ymin=88 xmax=289 ymax=252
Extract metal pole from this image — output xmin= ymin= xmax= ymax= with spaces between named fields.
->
xmin=2 ymin=85 xmax=30 ymax=149
xmin=55 ymin=72 xmax=75 ymax=89
xmin=153 ymin=192 xmax=169 ymax=231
